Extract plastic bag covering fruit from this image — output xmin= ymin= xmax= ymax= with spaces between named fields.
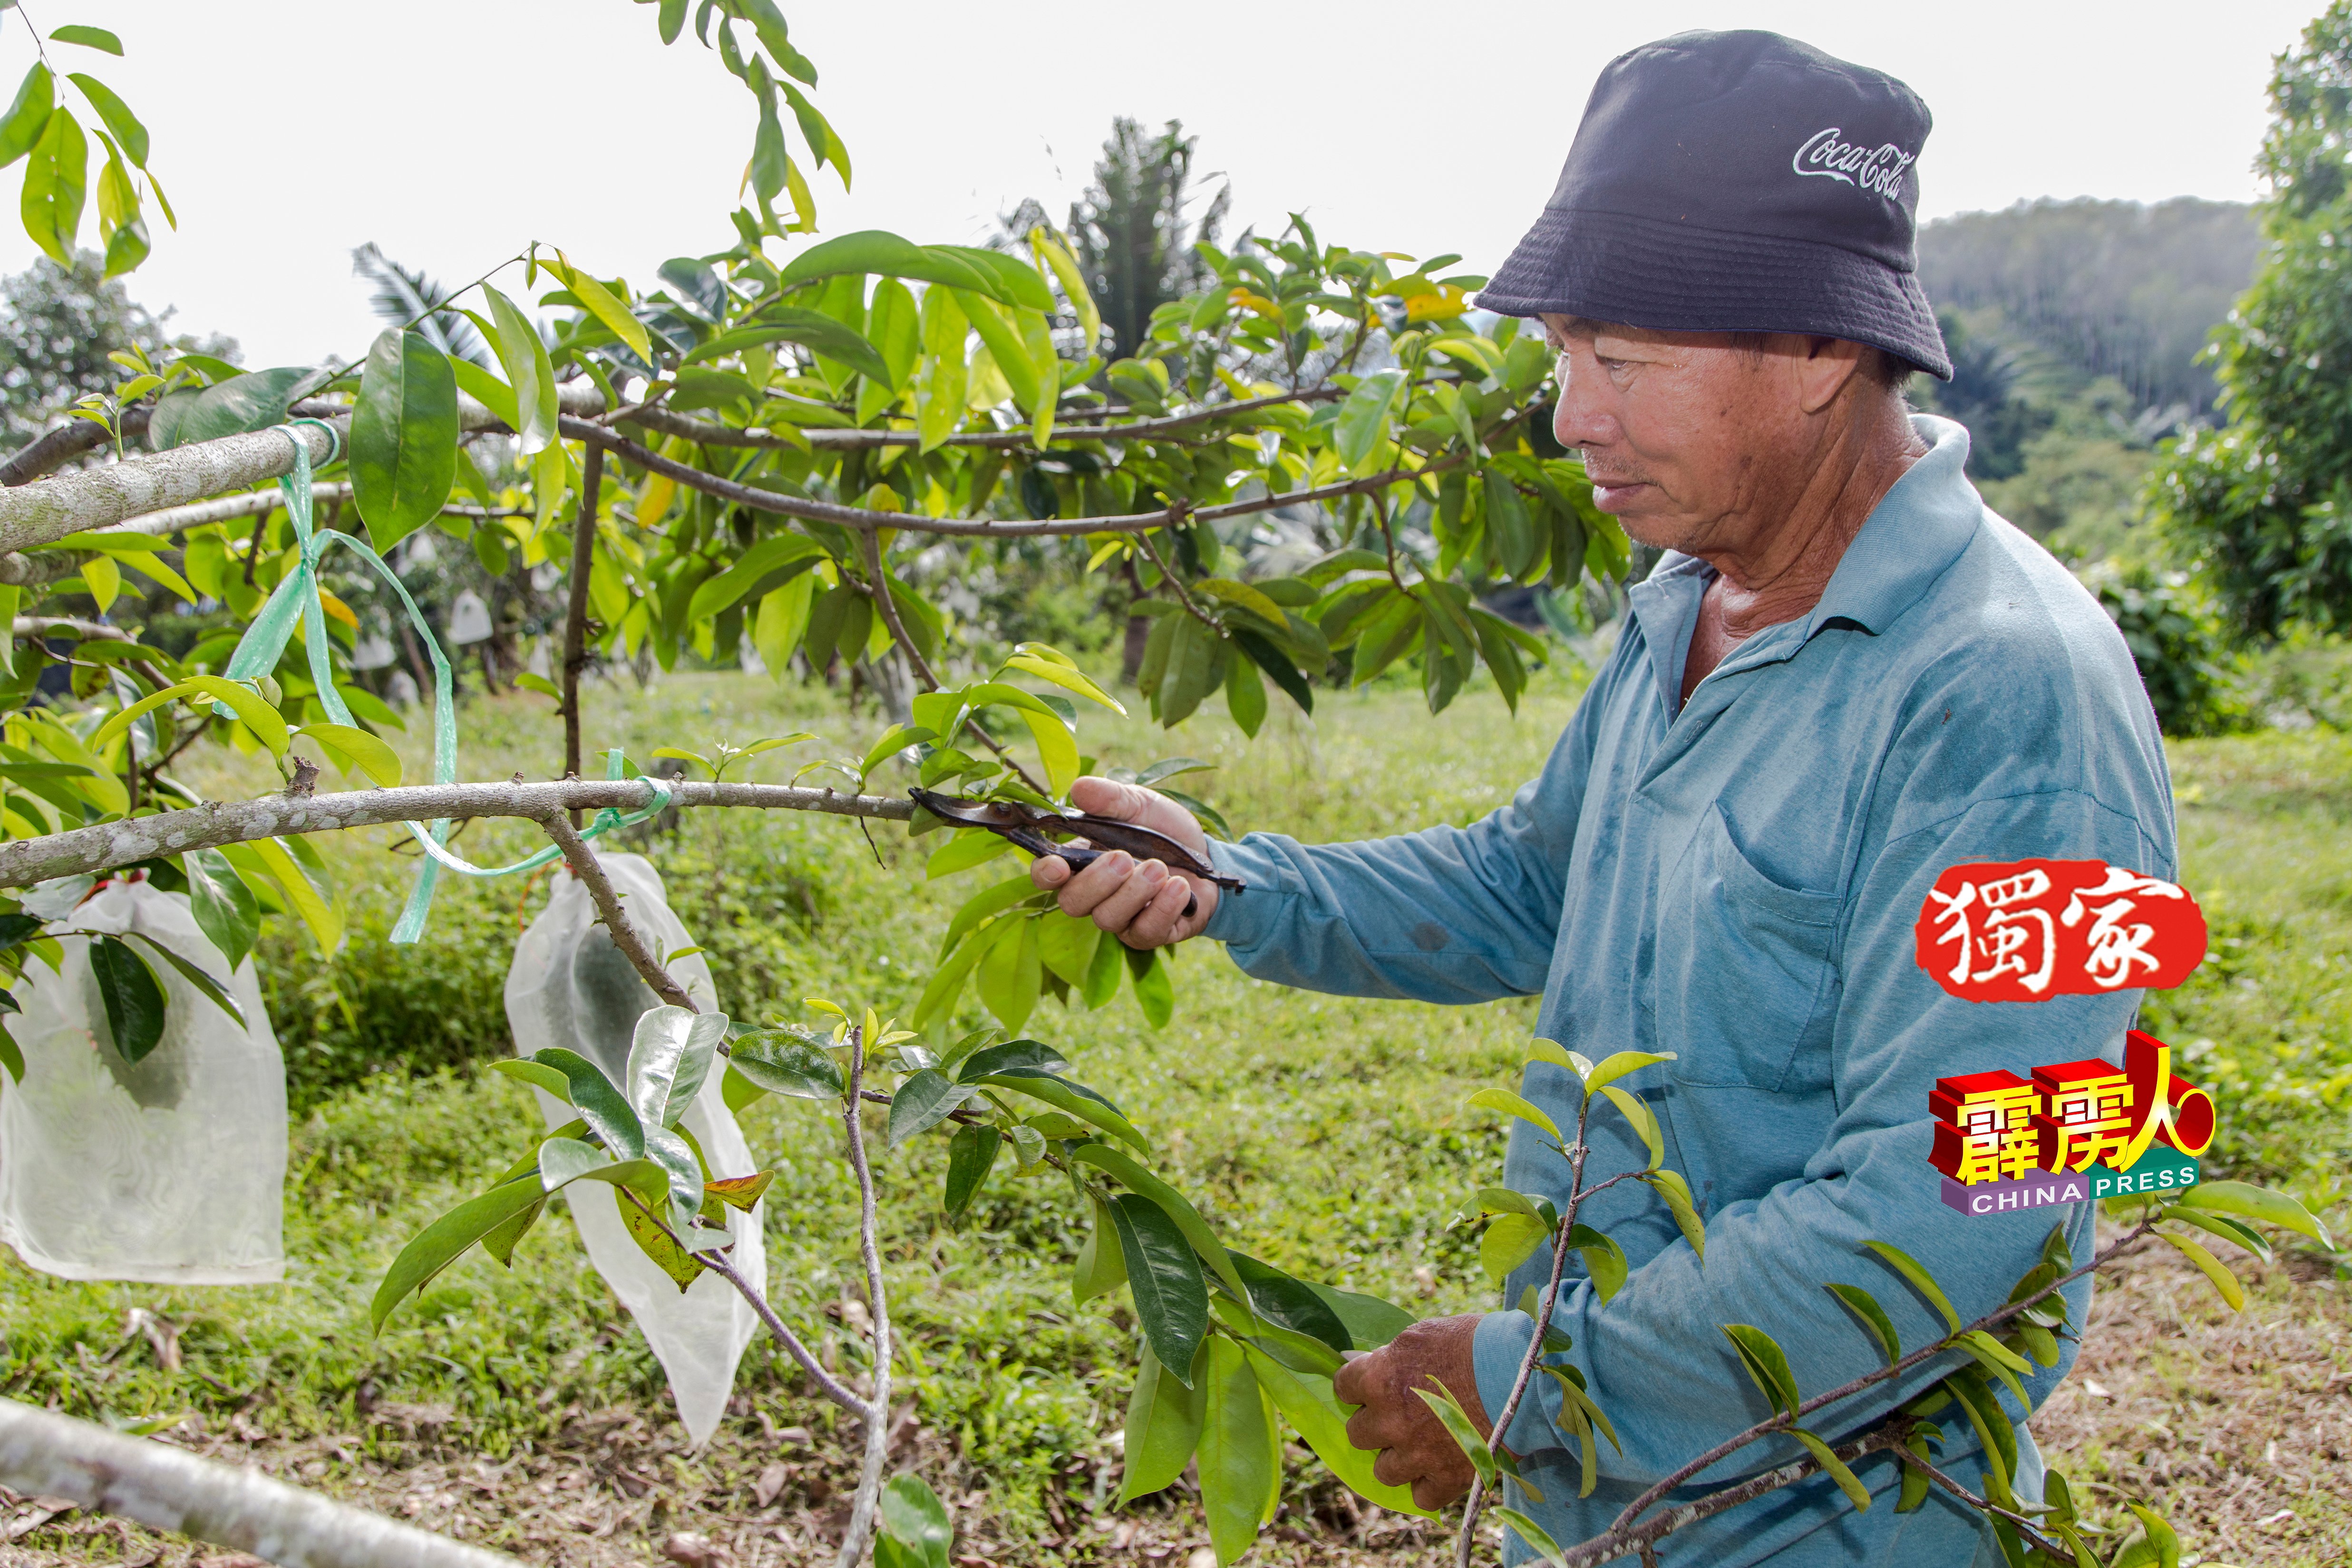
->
xmin=0 ymin=880 xmax=286 ymax=1283
xmin=504 ymin=852 xmax=764 ymax=1446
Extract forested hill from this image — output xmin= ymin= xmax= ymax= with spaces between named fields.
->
xmin=1917 ymin=197 xmax=2261 ymax=416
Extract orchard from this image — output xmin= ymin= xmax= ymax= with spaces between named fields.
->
xmin=0 ymin=8 xmax=2341 ymax=1568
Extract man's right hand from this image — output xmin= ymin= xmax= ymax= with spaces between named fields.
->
xmin=1029 ymin=776 xmax=1219 ymax=949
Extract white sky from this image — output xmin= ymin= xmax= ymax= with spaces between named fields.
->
xmin=0 ymin=0 xmax=2322 ymax=368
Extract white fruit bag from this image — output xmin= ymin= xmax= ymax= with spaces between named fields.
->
xmin=504 ymin=852 xmax=764 ymax=1446
xmin=0 ymin=879 xmax=286 ymax=1284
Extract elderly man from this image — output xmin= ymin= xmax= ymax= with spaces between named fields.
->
xmin=1033 ymin=29 xmax=2172 ymax=1567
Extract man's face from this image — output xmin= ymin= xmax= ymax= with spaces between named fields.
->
xmin=1539 ymin=313 xmax=1826 ymax=557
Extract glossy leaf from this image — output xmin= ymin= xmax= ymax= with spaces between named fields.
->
xmin=729 ymin=1032 xmax=844 ymax=1100
xmin=1197 ymin=1336 xmax=1280 ymax=1565
xmin=1108 ymin=1193 xmax=1208 ymax=1387
xmin=351 ymin=328 xmax=459 ymax=551
xmin=295 ymin=723 xmax=401 ymax=787
xmin=1825 ymin=1283 xmax=1902 ymax=1368
xmin=977 ymin=1068 xmax=1149 ymax=1154
xmin=21 ymin=108 xmax=87 ymax=265
xmin=2174 ymin=1179 xmax=2335 ymax=1249
xmin=121 ymin=931 xmax=244 ymax=1032
xmin=1583 ymin=1049 xmax=1675 ymax=1093
xmin=482 ymin=284 xmax=557 ymax=454
xmin=876 ymin=1473 xmax=952 ymax=1568
xmin=1118 ymin=1339 xmax=1205 ymax=1503
xmin=1792 ymin=1428 xmax=1871 ymax=1513
xmin=531 ymin=1045 xmax=644 ymax=1159
xmin=1411 ymin=1379 xmax=1496 ymax=1486
xmin=371 ymin=1177 xmax=548 ymax=1331
xmin=1722 ymin=1323 xmax=1801 ymax=1417
xmin=1468 ymin=1086 xmax=1563 ymax=1141
xmin=1480 ymin=1211 xmax=1550 ymax=1287
xmin=552 ymin=251 xmax=651 ymax=361
xmin=626 ymin=1005 xmax=728 ymax=1130
xmin=491 ymin=1058 xmax=574 ymax=1100
xmin=2161 ymin=1231 xmax=2246 ymax=1311
xmin=1598 ymin=1084 xmax=1662 ymax=1169
xmin=89 ymin=934 xmax=165 ymax=1063
xmin=183 ymin=847 xmax=258 ymax=973
xmin=1862 ymin=1239 xmax=1962 ymax=1335
xmin=1073 ymin=1140 xmax=1249 ymax=1303
xmin=1072 ymin=1194 xmax=1127 ymax=1303
xmin=1240 ymin=1343 xmax=1432 ymax=1516
xmin=0 ymin=65 xmax=54 ymax=167
xmin=887 ymin=1066 xmax=975 ymax=1147
xmin=942 ymin=1123 xmax=1000 ymax=1219
xmin=1333 ymin=368 xmax=1404 ymax=472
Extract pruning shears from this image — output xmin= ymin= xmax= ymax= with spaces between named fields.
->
xmin=909 ymin=788 xmax=1244 ymax=919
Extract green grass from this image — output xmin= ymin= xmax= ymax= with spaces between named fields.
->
xmin=1 ymin=657 xmax=2344 ymax=1546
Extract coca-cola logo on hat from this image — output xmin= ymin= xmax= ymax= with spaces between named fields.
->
xmin=1792 ymin=126 xmax=1915 ymax=201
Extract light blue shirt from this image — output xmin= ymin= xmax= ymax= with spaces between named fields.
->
xmin=1202 ymin=417 xmax=2174 ymax=1567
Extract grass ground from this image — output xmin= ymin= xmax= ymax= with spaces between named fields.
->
xmin=1 ymin=661 xmax=2346 ymax=1568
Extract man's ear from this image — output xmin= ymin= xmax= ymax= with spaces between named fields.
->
xmin=1794 ymin=336 xmax=1870 ymax=415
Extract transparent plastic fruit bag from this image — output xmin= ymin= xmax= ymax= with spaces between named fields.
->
xmin=504 ymin=852 xmax=765 ymax=1446
xmin=0 ymin=878 xmax=286 ymax=1284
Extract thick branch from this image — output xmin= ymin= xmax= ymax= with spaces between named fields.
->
xmin=0 ymin=778 xmax=914 ymax=892
xmin=619 ymin=386 xmax=1342 ymax=452
xmin=568 ymin=416 xmax=1463 ymax=541
xmin=0 ymin=406 xmax=152 ymax=488
xmin=0 ymin=1398 xmax=518 ymax=1568
xmin=561 ymin=444 xmax=604 ymax=812
xmin=535 ymin=813 xmax=694 ymax=1011
xmin=1602 ymin=1219 xmax=2159 ymax=1539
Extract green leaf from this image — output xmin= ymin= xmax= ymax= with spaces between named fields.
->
xmin=1003 ymin=650 xmax=1125 ymax=713
xmin=626 ymin=1004 xmax=728 ymax=1130
xmin=1567 ymin=1223 xmax=1629 ymax=1303
xmin=875 ymin=1472 xmax=952 ymax=1568
xmin=974 ymin=915 xmax=1042 ymax=1032
xmin=1228 ymin=628 xmax=1312 ymax=716
xmin=1239 ymin=1343 xmax=1432 ymax=1517
xmin=1792 ymin=1429 xmax=1871 ymax=1512
xmin=351 ymin=328 xmax=459 ymax=551
xmin=120 ymin=931 xmax=244 ymax=1032
xmin=2121 ymin=1504 xmax=2182 ymax=1568
xmin=1303 ymin=1284 xmax=1417 ymax=1350
xmin=1229 ymin=1252 xmax=1351 ymax=1353
xmin=1223 ymin=649 xmax=1267 ymax=738
xmin=1825 ymin=1283 xmax=1902 ymax=1368
xmin=888 ymin=1066 xmax=975 ymax=1147
xmin=370 ymin=1177 xmax=547 ymax=1331
xmin=1468 ymin=1086 xmax=1562 ymax=1141
xmin=686 ymin=307 xmax=890 ymax=384
xmin=616 ymin=1183 xmax=704 ymax=1288
xmin=1198 ymin=1336 xmax=1280 ymax=1565
xmin=551 ymin=251 xmax=650 ymax=362
xmin=976 ymin=1069 xmax=1149 ymax=1154
xmin=20 ymin=108 xmax=87 ymax=265
xmin=1721 ymin=1324 xmax=1801 ymax=1417
xmin=89 ymin=934 xmax=165 ymax=1063
xmin=490 ymin=1058 xmax=573 ymax=1100
xmin=1862 ymin=1239 xmax=1962 ymax=1335
xmin=1333 ymin=368 xmax=1405 ymax=472
xmin=1072 ymin=1140 xmax=1248 ymax=1303
xmin=1480 ymin=1211 xmax=1550 ymax=1287
xmin=940 ymin=1124 xmax=1000 ymax=1220
xmin=1129 ymin=945 xmax=1174 ymax=1028
xmin=0 ymin=65 xmax=54 ymax=168
xmin=1597 ymin=1084 xmax=1662 ymax=1169
xmin=482 ymin=284 xmax=557 ymax=455
xmin=2174 ymin=1179 xmax=2336 ymax=1249
xmin=149 ymin=365 xmax=313 ymax=449
xmin=1490 ymin=1508 xmax=1569 ymax=1567
xmin=2160 ymin=1231 xmax=2246 ymax=1311
xmin=1944 ymin=1371 xmax=2016 ymax=1510
xmin=1118 ymin=1340 xmax=1205 ymax=1503
xmin=183 ymin=847 xmax=258 ymax=973
xmin=1108 ymin=1193 xmax=1209 ymax=1388
xmin=1583 ymin=1049 xmax=1675 ymax=1093
xmin=530 ymin=1045 xmax=644 ymax=1159
xmin=294 ymin=723 xmax=401 ymax=787
xmin=49 ymin=26 xmax=123 ymax=55
xmin=779 ymin=228 xmax=992 ymax=296
xmin=2161 ymin=1203 xmax=2274 ymax=1263
xmin=729 ymin=1032 xmax=844 ymax=1099
xmin=64 ymin=73 xmax=142 ymax=165
xmin=1072 ymin=1194 xmax=1127 ymax=1303
xmin=1411 ymin=1379 xmax=1495 ymax=1486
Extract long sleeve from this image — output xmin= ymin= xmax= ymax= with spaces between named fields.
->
xmin=1199 ymin=668 xmax=1610 ymax=1006
xmin=1474 ymin=782 xmax=2170 ymax=1488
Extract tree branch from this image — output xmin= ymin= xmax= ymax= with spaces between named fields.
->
xmin=0 ymin=405 xmax=152 ymax=488
xmin=0 ymin=1398 xmax=518 ymax=1568
xmin=0 ymin=777 xmax=914 ymax=892
xmin=564 ymin=416 xmax=1464 ymax=541
xmin=534 ymin=812 xmax=694 ymax=1011
xmin=618 ymin=385 xmax=1342 ymax=452
xmin=561 ymin=443 xmax=604 ymax=819
xmin=835 ymin=1022 xmax=894 ymax=1568
xmin=1891 ymin=1444 xmax=2070 ymax=1559
xmin=697 ymin=1246 xmax=870 ymax=1418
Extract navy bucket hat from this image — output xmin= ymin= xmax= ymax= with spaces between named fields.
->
xmin=1476 ymin=29 xmax=1953 ymax=380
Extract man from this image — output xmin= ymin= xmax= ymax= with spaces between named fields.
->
xmin=1032 ymin=30 xmax=2172 ymax=1567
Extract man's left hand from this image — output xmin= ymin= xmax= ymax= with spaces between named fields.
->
xmin=1331 ymin=1313 xmax=1493 ymax=1511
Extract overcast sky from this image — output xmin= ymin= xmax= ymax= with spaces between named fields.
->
xmin=0 ymin=0 xmax=2322 ymax=368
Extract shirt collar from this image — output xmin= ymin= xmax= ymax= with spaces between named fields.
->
xmin=1797 ymin=413 xmax=1980 ymax=639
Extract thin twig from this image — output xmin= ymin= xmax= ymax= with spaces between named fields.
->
xmin=835 ymin=1023 xmax=894 ymax=1568
xmin=534 ymin=813 xmax=695 ymax=1011
xmin=1891 ymin=1445 xmax=2070 ymax=1558
xmin=1135 ymin=528 xmax=1222 ymax=632
xmin=618 ymin=385 xmax=1344 ymax=452
xmin=696 ymin=1238 xmax=869 ymax=1416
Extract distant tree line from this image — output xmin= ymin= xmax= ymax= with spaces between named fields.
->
xmin=1918 ymin=197 xmax=2261 ymax=417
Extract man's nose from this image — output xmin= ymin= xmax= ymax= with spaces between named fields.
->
xmin=1550 ymin=352 xmax=1614 ymax=451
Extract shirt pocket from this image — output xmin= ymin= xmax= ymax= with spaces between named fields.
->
xmin=1652 ymin=802 xmax=1842 ymax=1091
